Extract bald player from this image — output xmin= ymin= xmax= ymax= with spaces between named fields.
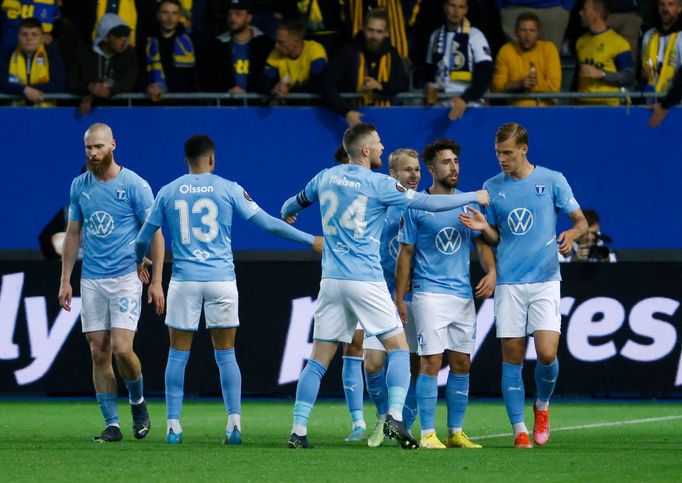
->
xmin=58 ymin=123 xmax=165 ymax=443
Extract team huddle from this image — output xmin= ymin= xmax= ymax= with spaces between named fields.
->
xmin=58 ymin=121 xmax=587 ymax=449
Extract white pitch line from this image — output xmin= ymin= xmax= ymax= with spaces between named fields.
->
xmin=471 ymin=414 xmax=682 ymax=440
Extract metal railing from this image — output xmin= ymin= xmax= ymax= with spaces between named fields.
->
xmin=0 ymin=90 xmax=667 ymax=107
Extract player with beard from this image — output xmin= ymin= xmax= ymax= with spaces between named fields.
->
xmin=394 ymin=138 xmax=496 ymax=449
xmin=281 ymin=123 xmax=489 ymax=449
xmin=58 ymin=123 xmax=165 ymax=442
xmin=322 ymin=8 xmax=409 ymax=126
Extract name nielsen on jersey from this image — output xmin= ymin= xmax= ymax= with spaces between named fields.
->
xmin=329 ymin=175 xmax=361 ymax=189
xmin=179 ymin=184 xmax=215 ymax=194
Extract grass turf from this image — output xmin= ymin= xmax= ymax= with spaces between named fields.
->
xmin=0 ymin=400 xmax=681 ymax=481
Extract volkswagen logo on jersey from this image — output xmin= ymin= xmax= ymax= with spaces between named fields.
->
xmin=388 ymin=235 xmax=400 ymax=260
xmin=535 ymin=184 xmax=546 ymax=196
xmin=508 ymin=208 xmax=533 ymax=235
xmin=435 ymin=227 xmax=462 ymax=255
xmin=87 ymin=211 xmax=115 ymax=238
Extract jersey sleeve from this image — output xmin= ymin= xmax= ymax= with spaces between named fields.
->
xmin=145 ymin=188 xmax=166 ymax=228
xmin=230 ymin=182 xmax=261 ymax=221
xmin=376 ymin=175 xmax=414 ymax=209
xmin=397 ymin=209 xmax=418 ymax=245
xmin=298 ymin=170 xmax=324 ymax=207
xmin=553 ymin=173 xmax=580 ymax=214
xmin=471 ymin=29 xmax=493 ymax=63
xmin=67 ymin=178 xmax=82 ymax=222
xmin=131 ymin=177 xmax=155 ymax=223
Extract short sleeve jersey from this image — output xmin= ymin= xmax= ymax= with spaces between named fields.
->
xmin=145 ymin=172 xmax=260 ymax=281
xmin=399 ymin=190 xmax=479 ymax=298
xmin=484 ymin=166 xmax=580 ymax=284
xmin=68 ymin=168 xmax=154 ymax=279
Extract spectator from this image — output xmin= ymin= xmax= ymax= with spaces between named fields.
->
xmin=560 ymin=209 xmax=617 ymax=262
xmin=0 ymin=0 xmax=59 ymax=57
xmin=425 ymin=0 xmax=493 ymax=120
xmin=345 ymin=0 xmax=410 ymax=58
xmin=93 ymin=0 xmax=138 ymax=47
xmin=262 ymin=19 xmax=327 ymax=97
xmin=70 ymin=14 xmax=137 ymax=114
xmin=0 ymin=17 xmax=64 ymax=106
xmin=497 ymin=0 xmax=574 ymax=52
xmin=199 ymin=0 xmax=272 ymax=94
xmin=641 ymin=0 xmax=682 ymax=95
xmin=323 ymin=8 xmax=409 ymax=125
xmin=492 ymin=12 xmax=561 ymax=105
xmin=146 ymin=0 xmax=196 ymax=102
xmin=648 ymin=63 xmax=682 ymax=126
xmin=607 ymin=0 xmax=643 ymax=57
xmin=574 ymin=0 xmax=634 ymax=105
xmin=285 ymin=0 xmax=346 ymax=58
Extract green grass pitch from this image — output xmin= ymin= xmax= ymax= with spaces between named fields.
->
xmin=1 ymin=400 xmax=681 ymax=481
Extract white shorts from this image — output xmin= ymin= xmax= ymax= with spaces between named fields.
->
xmin=314 ymin=279 xmax=403 ymax=343
xmin=412 ymin=292 xmax=476 ymax=356
xmin=166 ymin=280 xmax=240 ymax=331
xmin=494 ymin=281 xmax=561 ymax=338
xmin=80 ymin=272 xmax=142 ymax=333
xmin=363 ymin=301 xmax=418 ymax=353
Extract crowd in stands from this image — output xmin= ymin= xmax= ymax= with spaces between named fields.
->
xmin=0 ymin=0 xmax=680 ymax=124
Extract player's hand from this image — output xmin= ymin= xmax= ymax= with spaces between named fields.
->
xmin=647 ymin=103 xmax=669 ymax=128
xmin=345 ymin=110 xmax=363 ymax=126
xmin=475 ymin=190 xmax=490 ymax=207
xmin=58 ymin=282 xmax=72 ymax=311
xmin=459 ymin=206 xmax=488 ymax=231
xmin=475 ymin=271 xmax=496 ymax=298
xmin=311 ymin=236 xmax=324 ymax=255
xmin=136 ymin=258 xmax=153 ymax=284
xmin=557 ymin=229 xmax=578 ymax=255
xmin=395 ymin=298 xmax=408 ymax=324
xmin=147 ymin=280 xmax=165 ymax=315
xmin=448 ymin=96 xmax=467 ymax=120
xmin=284 ymin=214 xmax=298 ymax=224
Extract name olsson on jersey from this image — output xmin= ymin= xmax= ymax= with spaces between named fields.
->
xmin=179 ymin=184 xmax=215 ymax=194
xmin=330 ymin=175 xmax=361 ymax=189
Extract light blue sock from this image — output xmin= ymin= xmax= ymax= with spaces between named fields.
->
xmin=342 ymin=356 xmax=365 ymax=425
xmin=215 ymin=348 xmax=242 ymax=417
xmin=293 ymin=359 xmax=327 ymax=429
xmin=124 ymin=376 xmax=144 ymax=404
xmin=96 ymin=392 xmax=119 ymax=426
xmin=535 ymin=358 xmax=559 ymax=403
xmin=364 ymin=367 xmax=389 ymax=416
xmin=502 ymin=362 xmax=525 ymax=424
xmin=416 ymin=373 xmax=438 ymax=431
xmin=165 ymin=348 xmax=190 ymax=420
xmin=386 ymin=350 xmax=410 ymax=417
xmin=402 ymin=379 xmax=418 ymax=429
xmin=446 ymin=372 xmax=469 ymax=430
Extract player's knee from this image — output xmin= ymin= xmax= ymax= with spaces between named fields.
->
xmin=420 ymin=355 xmax=442 ymax=376
xmin=112 ymin=344 xmax=134 ymax=361
xmin=536 ymin=350 xmax=557 ymax=365
xmin=364 ymin=358 xmax=383 ymax=374
xmin=343 ymin=342 xmax=363 ymax=357
xmin=90 ymin=347 xmax=111 ymax=367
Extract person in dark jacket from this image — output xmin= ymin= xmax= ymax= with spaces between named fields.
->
xmin=323 ymin=8 xmax=408 ymax=125
xmin=0 ymin=17 xmax=64 ymax=106
xmin=69 ymin=13 xmax=138 ymax=114
xmin=199 ymin=0 xmax=272 ymax=94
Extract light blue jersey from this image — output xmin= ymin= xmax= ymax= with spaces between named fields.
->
xmin=68 ymin=168 xmax=154 ymax=279
xmin=484 ymin=166 xmax=580 ymax=284
xmin=399 ymin=190 xmax=478 ymax=298
xmin=286 ymin=163 xmax=478 ymax=282
xmin=380 ymin=205 xmax=406 ymax=298
xmin=145 ymin=173 xmax=260 ymax=282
